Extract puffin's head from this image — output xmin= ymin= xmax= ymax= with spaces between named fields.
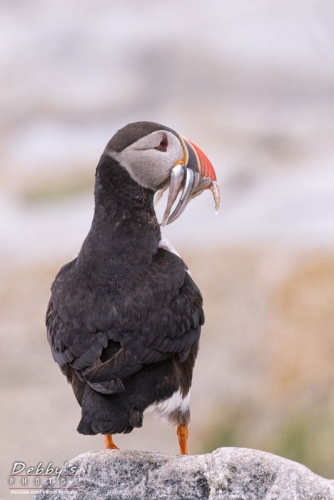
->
xmin=105 ymin=121 xmax=220 ymax=225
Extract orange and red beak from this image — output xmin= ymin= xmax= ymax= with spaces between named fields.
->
xmin=160 ymin=135 xmax=220 ymax=226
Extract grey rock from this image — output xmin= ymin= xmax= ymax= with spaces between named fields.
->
xmin=33 ymin=447 xmax=334 ymax=500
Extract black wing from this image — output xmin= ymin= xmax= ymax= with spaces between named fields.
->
xmin=46 ymin=249 xmax=204 ymax=394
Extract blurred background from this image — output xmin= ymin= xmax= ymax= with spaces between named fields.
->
xmin=1 ymin=0 xmax=334 ymax=495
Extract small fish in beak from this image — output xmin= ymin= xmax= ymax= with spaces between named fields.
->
xmin=158 ymin=136 xmax=220 ymax=226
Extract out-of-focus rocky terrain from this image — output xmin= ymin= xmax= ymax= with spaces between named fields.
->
xmin=33 ymin=449 xmax=334 ymax=500
xmin=2 ymin=1 xmax=334 ymax=497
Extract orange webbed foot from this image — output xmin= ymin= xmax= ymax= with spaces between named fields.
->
xmin=177 ymin=424 xmax=189 ymax=455
xmin=104 ymin=434 xmax=119 ymax=450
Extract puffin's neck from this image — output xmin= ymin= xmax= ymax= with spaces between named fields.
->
xmin=79 ymin=155 xmax=161 ymax=270
xmin=93 ymin=155 xmax=156 ymax=217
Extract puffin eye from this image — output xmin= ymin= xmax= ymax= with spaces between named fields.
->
xmin=155 ymin=133 xmax=168 ymax=152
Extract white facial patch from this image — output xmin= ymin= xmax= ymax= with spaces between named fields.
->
xmin=108 ymin=131 xmax=184 ymax=189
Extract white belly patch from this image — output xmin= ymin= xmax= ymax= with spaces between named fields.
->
xmin=158 ymin=237 xmax=192 ymax=276
xmin=158 ymin=237 xmax=181 ymax=258
xmin=145 ymin=389 xmax=191 ymax=422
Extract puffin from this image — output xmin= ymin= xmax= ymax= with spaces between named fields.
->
xmin=46 ymin=121 xmax=219 ymax=455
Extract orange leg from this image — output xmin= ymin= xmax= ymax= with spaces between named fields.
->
xmin=177 ymin=424 xmax=189 ymax=455
xmin=104 ymin=434 xmax=119 ymax=450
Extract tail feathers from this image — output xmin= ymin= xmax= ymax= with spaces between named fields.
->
xmin=77 ymin=416 xmax=133 ymax=435
xmin=77 ymin=385 xmax=143 ymax=435
xmin=129 ymin=408 xmax=143 ymax=428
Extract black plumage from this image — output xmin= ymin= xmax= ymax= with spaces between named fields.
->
xmin=46 ymin=122 xmax=218 ymax=452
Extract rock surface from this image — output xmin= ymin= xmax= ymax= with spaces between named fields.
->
xmin=34 ymin=447 xmax=334 ymax=500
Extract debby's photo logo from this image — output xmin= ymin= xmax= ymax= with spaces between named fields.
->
xmin=8 ymin=461 xmax=78 ymax=495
